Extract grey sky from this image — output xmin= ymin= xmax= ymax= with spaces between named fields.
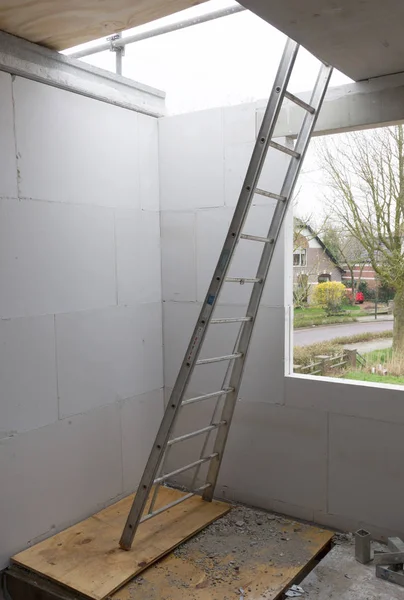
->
xmin=65 ymin=0 xmax=352 ymax=220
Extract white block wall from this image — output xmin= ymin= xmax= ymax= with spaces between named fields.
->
xmin=159 ymin=102 xmax=404 ymax=542
xmin=0 ymin=72 xmax=163 ymax=569
xmin=2 ymin=73 xmax=404 ymax=576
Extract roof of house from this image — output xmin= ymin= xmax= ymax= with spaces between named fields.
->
xmin=294 ymin=219 xmax=345 ymax=273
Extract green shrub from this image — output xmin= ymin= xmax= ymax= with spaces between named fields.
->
xmin=312 ymin=281 xmax=347 ymax=316
xmin=294 ymin=342 xmax=340 ymax=366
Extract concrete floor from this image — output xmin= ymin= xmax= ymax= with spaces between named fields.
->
xmin=299 ymin=542 xmax=404 ymax=599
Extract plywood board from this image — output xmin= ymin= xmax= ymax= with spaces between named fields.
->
xmin=12 ymin=487 xmax=230 ymax=600
xmin=0 ymin=0 xmax=206 ymax=50
xmin=112 ymin=504 xmax=334 ymax=600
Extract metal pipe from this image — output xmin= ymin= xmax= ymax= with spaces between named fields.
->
xmin=355 ymin=529 xmax=372 ymax=564
xmin=268 ymin=140 xmax=300 ymax=158
xmin=182 ymin=388 xmax=234 ymax=406
xmin=115 ymin=33 xmax=123 ymax=75
xmin=69 ymin=5 xmax=247 ymax=59
xmin=196 ymin=353 xmax=242 ymax=365
xmin=225 ymin=277 xmax=261 ymax=283
xmin=210 ymin=317 xmax=252 ymax=324
xmin=153 ymin=454 xmax=218 ymax=484
xmin=255 ymin=189 xmax=286 ymax=202
xmin=140 ymin=484 xmax=211 ymax=524
xmin=167 ymin=422 xmax=226 ymax=446
xmin=284 ymin=91 xmax=315 ymax=114
xmin=240 ymin=233 xmax=272 ymax=243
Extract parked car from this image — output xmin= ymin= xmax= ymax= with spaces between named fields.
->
xmin=345 ymin=288 xmax=364 ymax=304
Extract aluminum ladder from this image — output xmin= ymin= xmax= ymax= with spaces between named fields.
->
xmin=120 ymin=38 xmax=333 ymax=550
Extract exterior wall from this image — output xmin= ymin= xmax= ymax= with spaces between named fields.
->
xmin=0 ymin=72 xmax=164 ymax=569
xmin=293 ymin=227 xmax=342 ymax=291
xmin=342 ymin=265 xmax=378 ymax=288
xmin=294 ymin=248 xmax=342 ymax=286
xmin=159 ymin=102 xmax=404 ymax=542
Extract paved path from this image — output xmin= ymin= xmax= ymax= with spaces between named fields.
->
xmin=344 ymin=338 xmax=392 ymax=353
xmin=294 ymin=320 xmax=393 ymax=346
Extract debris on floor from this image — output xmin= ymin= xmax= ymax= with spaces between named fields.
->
xmin=374 ymin=536 xmax=404 ymax=589
xmin=285 ymin=583 xmax=305 ymax=597
xmin=112 ymin=504 xmax=333 ymax=600
xmin=299 ymin=536 xmax=404 ymax=600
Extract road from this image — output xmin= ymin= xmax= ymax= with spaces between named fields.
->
xmin=294 ymin=320 xmax=393 ymax=346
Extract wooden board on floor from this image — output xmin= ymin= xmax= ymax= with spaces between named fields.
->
xmin=12 ymin=488 xmax=230 ymax=600
xmin=111 ymin=507 xmax=334 ymax=600
xmin=0 ymin=0 xmax=206 ymax=50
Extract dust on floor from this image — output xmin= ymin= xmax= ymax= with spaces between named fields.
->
xmin=300 ymin=537 xmax=404 ymax=599
xmin=112 ymin=504 xmax=332 ymax=600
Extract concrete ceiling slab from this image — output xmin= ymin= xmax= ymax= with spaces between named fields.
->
xmin=241 ymin=0 xmax=404 ymax=80
xmin=0 ymin=0 xmax=206 ymax=50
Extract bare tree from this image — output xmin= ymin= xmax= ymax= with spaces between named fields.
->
xmin=318 ymin=125 xmax=404 ymax=351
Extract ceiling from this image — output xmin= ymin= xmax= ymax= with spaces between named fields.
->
xmin=241 ymin=0 xmax=404 ymax=81
xmin=0 ymin=0 xmax=403 ymax=80
xmin=0 ymin=0 xmax=205 ymax=50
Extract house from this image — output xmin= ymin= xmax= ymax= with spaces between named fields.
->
xmin=341 ymin=264 xmax=378 ymax=289
xmin=293 ymin=221 xmax=344 ymax=299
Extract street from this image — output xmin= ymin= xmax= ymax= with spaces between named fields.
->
xmin=294 ymin=320 xmax=394 ymax=346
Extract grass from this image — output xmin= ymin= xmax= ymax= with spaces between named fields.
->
xmin=362 ymin=347 xmax=392 ymax=364
xmin=298 ymin=339 xmax=404 ymax=386
xmin=294 ymin=342 xmax=340 ymax=367
xmin=294 ymin=315 xmax=357 ymax=329
xmin=343 ymin=371 xmax=404 ymax=385
xmin=359 ymin=347 xmax=404 ymax=378
xmin=332 ymin=330 xmax=393 ymax=345
xmin=293 ymin=304 xmax=369 ymax=329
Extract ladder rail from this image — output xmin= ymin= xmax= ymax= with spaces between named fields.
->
xmin=189 ymin=325 xmax=243 ymax=489
xmin=202 ymin=61 xmax=333 ymax=500
xmin=119 ymin=37 xmax=300 ymax=551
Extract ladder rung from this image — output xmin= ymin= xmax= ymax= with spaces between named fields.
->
xmin=269 ymin=140 xmax=300 ymax=158
xmin=225 ymin=277 xmax=262 ymax=283
xmin=240 ymin=233 xmax=274 ymax=244
xmin=284 ymin=91 xmax=315 ymax=114
xmin=154 ymin=454 xmax=218 ymax=485
xmin=167 ymin=421 xmax=226 ymax=446
xmin=140 ymin=483 xmax=211 ymax=524
xmin=255 ymin=188 xmax=286 ymax=202
xmin=182 ymin=388 xmax=234 ymax=406
xmin=196 ymin=352 xmax=243 ymax=365
xmin=210 ymin=317 xmax=252 ymax=324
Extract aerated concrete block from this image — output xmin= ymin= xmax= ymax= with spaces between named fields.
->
xmin=56 ymin=303 xmax=163 ymax=418
xmin=0 ymin=72 xmax=18 ymax=198
xmin=0 ymin=315 xmax=58 ymax=437
xmin=161 ymin=211 xmax=196 ymax=302
xmin=0 ymin=199 xmax=116 ymax=318
xmin=329 ymin=414 xmax=404 ymax=532
xmin=159 ymin=108 xmax=224 ymax=210
xmin=0 ymin=403 xmax=122 ymax=569
xmin=121 ymin=389 xmax=164 ymax=493
xmin=13 ymin=77 xmax=140 ymax=209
